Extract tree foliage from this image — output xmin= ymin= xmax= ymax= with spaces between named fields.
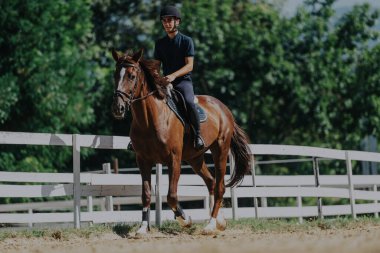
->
xmin=0 ymin=0 xmax=380 ymax=177
xmin=0 ymin=0 xmax=99 ymax=172
xmin=181 ymin=0 xmax=379 ymax=150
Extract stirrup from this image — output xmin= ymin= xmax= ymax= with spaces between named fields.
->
xmin=194 ymin=135 xmax=205 ymax=150
xmin=127 ymin=141 xmax=135 ymax=152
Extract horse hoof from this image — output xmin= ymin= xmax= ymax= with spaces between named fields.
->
xmin=216 ymin=212 xmax=227 ymax=231
xmin=135 ymin=224 xmax=149 ymax=237
xmin=216 ymin=219 xmax=226 ymax=231
xmin=176 ymin=215 xmax=192 ymax=228
xmin=202 ymin=227 xmax=218 ymax=235
xmin=202 ymin=218 xmax=218 ymax=235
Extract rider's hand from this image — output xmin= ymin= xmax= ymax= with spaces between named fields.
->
xmin=165 ymin=74 xmax=176 ymax=82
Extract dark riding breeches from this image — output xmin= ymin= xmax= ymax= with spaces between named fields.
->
xmin=174 ymin=80 xmax=201 ymax=134
xmin=175 ymin=80 xmax=196 ymax=110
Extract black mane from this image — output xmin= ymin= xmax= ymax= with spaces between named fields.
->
xmin=139 ymin=59 xmax=169 ymax=99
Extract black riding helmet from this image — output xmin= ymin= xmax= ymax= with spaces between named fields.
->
xmin=160 ymin=5 xmax=181 ymax=20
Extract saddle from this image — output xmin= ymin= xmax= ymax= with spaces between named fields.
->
xmin=166 ymin=87 xmax=207 ymax=127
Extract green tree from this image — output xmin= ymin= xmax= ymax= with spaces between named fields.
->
xmin=285 ymin=1 xmax=379 ymax=148
xmin=0 ymin=0 xmax=100 ymax=173
xmin=1 ymin=0 xmax=380 ymax=177
xmin=181 ymin=0 xmax=295 ymax=142
xmin=181 ymin=0 xmax=379 ymax=151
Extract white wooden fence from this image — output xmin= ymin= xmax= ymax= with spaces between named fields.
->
xmin=0 ymin=131 xmax=380 ymax=228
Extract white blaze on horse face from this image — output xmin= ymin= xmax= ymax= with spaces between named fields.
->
xmin=117 ymin=67 xmax=126 ymax=90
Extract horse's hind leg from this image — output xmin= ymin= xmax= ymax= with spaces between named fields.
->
xmin=187 ymin=155 xmax=215 ymax=214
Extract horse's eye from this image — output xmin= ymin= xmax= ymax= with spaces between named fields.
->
xmin=128 ymin=74 xmax=136 ymax=80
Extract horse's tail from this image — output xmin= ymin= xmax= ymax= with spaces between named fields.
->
xmin=226 ymin=122 xmax=252 ymax=188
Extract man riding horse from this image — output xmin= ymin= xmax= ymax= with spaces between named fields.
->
xmin=154 ymin=5 xmax=205 ymax=150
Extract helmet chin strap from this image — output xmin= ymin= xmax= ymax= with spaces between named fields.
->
xmin=169 ymin=28 xmax=177 ymax=33
xmin=169 ymin=20 xmax=179 ymax=33
xmin=161 ymin=17 xmax=180 ymax=34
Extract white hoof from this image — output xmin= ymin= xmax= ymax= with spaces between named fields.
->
xmin=202 ymin=218 xmax=218 ymax=235
xmin=216 ymin=211 xmax=227 ymax=231
xmin=176 ymin=215 xmax=192 ymax=228
xmin=135 ymin=222 xmax=149 ymax=236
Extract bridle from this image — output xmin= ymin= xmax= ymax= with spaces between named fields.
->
xmin=113 ymin=61 xmax=157 ymax=111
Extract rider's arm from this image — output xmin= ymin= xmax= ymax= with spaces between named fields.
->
xmin=165 ymin=57 xmax=193 ymax=82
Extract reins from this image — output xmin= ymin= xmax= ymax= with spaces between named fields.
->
xmin=130 ymin=90 xmax=157 ymax=103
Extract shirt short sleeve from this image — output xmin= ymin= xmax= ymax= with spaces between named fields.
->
xmin=185 ymin=37 xmax=195 ymax=57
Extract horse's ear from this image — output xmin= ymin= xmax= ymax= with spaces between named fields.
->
xmin=111 ymin=48 xmax=122 ymax=62
xmin=132 ymin=49 xmax=144 ymax=62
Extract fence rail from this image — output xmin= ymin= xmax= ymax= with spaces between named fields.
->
xmin=0 ymin=131 xmax=379 ymax=228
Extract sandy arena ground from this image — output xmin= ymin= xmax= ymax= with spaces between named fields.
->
xmin=2 ymin=225 xmax=380 ymax=253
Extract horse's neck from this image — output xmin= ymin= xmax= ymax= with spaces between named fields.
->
xmin=130 ymin=81 xmax=167 ymax=131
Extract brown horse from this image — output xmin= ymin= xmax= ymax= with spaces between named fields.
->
xmin=111 ymin=49 xmax=252 ymax=234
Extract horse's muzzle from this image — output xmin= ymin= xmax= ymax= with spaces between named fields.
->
xmin=112 ymin=101 xmax=126 ymax=120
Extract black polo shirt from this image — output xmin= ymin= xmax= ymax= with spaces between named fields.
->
xmin=154 ymin=32 xmax=195 ymax=83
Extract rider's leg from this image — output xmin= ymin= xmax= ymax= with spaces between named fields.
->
xmin=175 ymin=80 xmax=205 ymax=149
xmin=188 ymin=103 xmax=204 ymax=149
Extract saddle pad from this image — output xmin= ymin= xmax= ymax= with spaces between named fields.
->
xmin=196 ymin=103 xmax=207 ymax=122
xmin=167 ymin=96 xmax=186 ymax=126
xmin=166 ymin=95 xmax=207 ymax=127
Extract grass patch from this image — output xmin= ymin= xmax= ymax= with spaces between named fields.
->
xmin=228 ymin=218 xmax=302 ymax=232
xmin=0 ymin=225 xmax=112 ymax=242
xmin=0 ymin=229 xmax=50 ymax=241
xmin=157 ymin=220 xmax=199 ymax=235
xmin=113 ymin=223 xmax=140 ymax=238
xmin=228 ymin=216 xmax=380 ymax=233
xmin=0 ymin=217 xmax=379 ymax=241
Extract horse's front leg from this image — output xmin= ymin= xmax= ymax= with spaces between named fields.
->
xmin=167 ymin=155 xmax=192 ymax=227
xmin=136 ymin=157 xmax=153 ymax=235
xmin=202 ymin=145 xmax=229 ymax=234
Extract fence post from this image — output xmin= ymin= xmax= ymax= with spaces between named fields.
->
xmin=261 ymin=197 xmax=267 ymax=208
xmin=313 ymin=157 xmax=323 ymax=219
xmin=229 ymin=152 xmax=238 ymax=220
xmin=87 ymin=193 xmax=93 ymax=212
xmin=373 ymin=184 xmax=378 ymax=218
xmin=103 ymin=163 xmax=113 ymax=211
xmin=297 ymin=186 xmax=303 ymax=223
xmin=86 ymin=191 xmax=93 ymax=226
xmin=28 ymin=209 xmax=33 ymax=228
xmin=345 ymin=151 xmax=356 ymax=219
xmin=113 ymin=158 xmax=119 ymax=174
xmin=113 ymin=158 xmax=121 ymax=211
xmin=73 ymin=134 xmax=81 ymax=229
xmin=251 ymin=156 xmax=259 ymax=219
xmin=155 ymin=163 xmax=162 ymax=226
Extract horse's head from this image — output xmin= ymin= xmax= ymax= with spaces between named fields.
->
xmin=111 ymin=48 xmax=143 ymax=119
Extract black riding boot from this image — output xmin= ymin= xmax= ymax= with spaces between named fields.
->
xmin=127 ymin=141 xmax=135 ymax=152
xmin=188 ymin=105 xmax=205 ymax=150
